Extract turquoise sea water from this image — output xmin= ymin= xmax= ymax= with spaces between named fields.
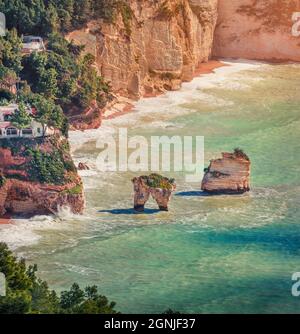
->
xmin=1 ymin=61 xmax=300 ymax=313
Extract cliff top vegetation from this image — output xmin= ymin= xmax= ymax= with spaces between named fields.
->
xmin=0 ymin=1 xmax=115 ymax=135
xmin=0 ymin=135 xmax=77 ymax=185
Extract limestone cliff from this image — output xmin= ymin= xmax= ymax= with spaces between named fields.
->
xmin=67 ymin=0 xmax=218 ymax=99
xmin=0 ymin=136 xmax=85 ymax=216
xmin=201 ymin=150 xmax=251 ymax=194
xmin=213 ymin=0 xmax=300 ymax=62
xmin=132 ymin=174 xmax=176 ymax=211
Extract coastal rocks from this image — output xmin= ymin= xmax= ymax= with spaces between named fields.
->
xmin=132 ymin=174 xmax=176 ymax=212
xmin=150 ymin=188 xmax=175 ymax=212
xmin=78 ymin=162 xmax=90 ymax=171
xmin=201 ymin=149 xmax=251 ymax=194
xmin=132 ymin=177 xmax=151 ymax=212
xmin=66 ymin=0 xmax=218 ymax=100
xmin=213 ymin=0 xmax=300 ymax=62
xmin=0 ymin=136 xmax=85 ymax=217
xmin=0 ymin=178 xmax=85 ymax=216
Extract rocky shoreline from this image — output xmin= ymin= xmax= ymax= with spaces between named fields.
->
xmin=69 ymin=60 xmax=226 ymax=130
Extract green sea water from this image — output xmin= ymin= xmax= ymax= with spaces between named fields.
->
xmin=1 ymin=61 xmax=300 ymax=313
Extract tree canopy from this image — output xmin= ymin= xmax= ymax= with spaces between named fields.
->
xmin=0 ymin=30 xmax=110 ymax=136
xmin=10 ymin=102 xmax=32 ymax=130
xmin=0 ymin=242 xmax=118 ymax=314
xmin=0 ymin=0 xmax=121 ymax=35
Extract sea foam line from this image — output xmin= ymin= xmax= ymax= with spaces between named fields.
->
xmin=69 ymin=59 xmax=264 ymax=151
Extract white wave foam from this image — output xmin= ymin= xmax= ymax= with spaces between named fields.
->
xmin=69 ymin=60 xmax=264 ymax=151
xmin=0 ymin=207 xmax=89 ymax=250
xmin=0 ymin=215 xmax=58 ymax=249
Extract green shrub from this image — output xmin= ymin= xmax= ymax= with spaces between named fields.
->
xmin=0 ymin=89 xmax=15 ymax=102
xmin=117 ymin=1 xmax=134 ymax=36
xmin=0 ymin=174 xmax=6 ymax=187
xmin=64 ymin=184 xmax=83 ymax=195
xmin=27 ymin=149 xmax=66 ymax=185
xmin=233 ymin=148 xmax=250 ymax=161
xmin=64 ymin=159 xmax=77 ymax=173
xmin=141 ymin=174 xmax=175 ymax=190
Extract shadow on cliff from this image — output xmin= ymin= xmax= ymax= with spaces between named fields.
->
xmin=98 ymin=208 xmax=160 ymax=215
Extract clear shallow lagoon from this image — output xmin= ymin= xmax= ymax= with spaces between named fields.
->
xmin=1 ymin=61 xmax=300 ymax=313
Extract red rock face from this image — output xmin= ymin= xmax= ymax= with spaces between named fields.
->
xmin=67 ymin=101 xmax=103 ymax=131
xmin=201 ymin=152 xmax=251 ymax=194
xmin=66 ymin=0 xmax=218 ymax=99
xmin=213 ymin=0 xmax=300 ymax=62
xmin=0 ymin=137 xmax=85 ymax=217
xmin=0 ymin=180 xmax=84 ymax=216
xmin=0 ymin=178 xmax=85 ymax=216
xmin=0 ymin=148 xmax=27 ymax=169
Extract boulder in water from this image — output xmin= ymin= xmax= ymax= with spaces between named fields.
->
xmin=78 ymin=162 xmax=90 ymax=170
xmin=201 ymin=149 xmax=251 ymax=194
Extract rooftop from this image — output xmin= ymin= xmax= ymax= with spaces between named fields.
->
xmin=0 ymin=122 xmax=12 ymax=129
xmin=0 ymin=104 xmax=36 ymax=117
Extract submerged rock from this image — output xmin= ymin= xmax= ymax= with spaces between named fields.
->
xmin=132 ymin=174 xmax=176 ymax=212
xmin=78 ymin=162 xmax=90 ymax=171
xmin=201 ymin=149 xmax=251 ymax=194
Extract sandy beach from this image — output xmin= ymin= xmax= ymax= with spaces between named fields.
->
xmin=102 ymin=60 xmax=226 ymax=120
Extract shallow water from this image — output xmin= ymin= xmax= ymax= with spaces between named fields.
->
xmin=1 ymin=60 xmax=300 ymax=313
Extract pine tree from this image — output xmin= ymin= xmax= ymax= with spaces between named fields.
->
xmin=10 ymin=102 xmax=32 ymax=132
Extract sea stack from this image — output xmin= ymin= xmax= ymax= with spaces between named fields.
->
xmin=201 ymin=149 xmax=251 ymax=194
xmin=132 ymin=174 xmax=176 ymax=212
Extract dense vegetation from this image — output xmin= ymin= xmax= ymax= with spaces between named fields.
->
xmin=0 ymin=242 xmax=118 ymax=314
xmin=233 ymin=148 xmax=250 ymax=161
xmin=0 ymin=0 xmax=131 ymax=34
xmin=21 ymin=34 xmax=110 ymax=109
xmin=0 ymin=136 xmax=77 ymax=185
xmin=0 ymin=0 xmax=116 ymax=136
xmin=27 ymin=149 xmax=68 ymax=185
xmin=141 ymin=173 xmax=176 ymax=190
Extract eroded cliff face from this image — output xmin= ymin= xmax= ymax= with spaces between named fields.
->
xmin=67 ymin=0 xmax=218 ymax=99
xmin=201 ymin=152 xmax=251 ymax=194
xmin=213 ymin=0 xmax=300 ymax=62
xmin=0 ymin=136 xmax=85 ymax=216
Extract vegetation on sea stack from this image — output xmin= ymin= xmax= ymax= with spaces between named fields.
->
xmin=233 ymin=148 xmax=250 ymax=161
xmin=141 ymin=173 xmax=176 ymax=190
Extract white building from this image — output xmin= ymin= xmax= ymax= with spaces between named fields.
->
xmin=0 ymin=104 xmax=54 ymax=139
xmin=22 ymin=36 xmax=46 ymax=54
